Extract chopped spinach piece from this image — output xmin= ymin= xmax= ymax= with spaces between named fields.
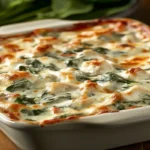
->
xmin=41 ymin=92 xmax=54 ymax=101
xmin=115 ymin=67 xmax=124 ymax=71
xmin=19 ymin=66 xmax=28 ymax=71
xmin=65 ymin=59 xmax=79 ymax=68
xmin=93 ymin=47 xmax=109 ymax=54
xmin=98 ymin=32 xmax=124 ymax=42
xmin=112 ymin=96 xmax=150 ymax=110
xmin=25 ymin=59 xmax=43 ymax=74
xmin=120 ymin=84 xmax=131 ymax=91
xmin=98 ymin=72 xmax=134 ymax=84
xmin=49 ymin=93 xmax=71 ymax=102
xmin=32 ymin=109 xmax=44 ymax=116
xmin=19 ymin=65 xmax=41 ymax=74
xmin=113 ymin=102 xmax=125 ymax=110
xmin=145 ymin=68 xmax=150 ymax=71
xmin=66 ymin=57 xmax=88 ymax=68
xmin=76 ymin=75 xmax=90 ymax=81
xmin=73 ymin=48 xmax=87 ymax=53
xmin=142 ymin=94 xmax=150 ymax=100
xmin=76 ymin=72 xmax=90 ymax=81
xmin=26 ymin=59 xmax=43 ymax=68
xmin=88 ymin=93 xmax=95 ymax=97
xmin=76 ymin=72 xmax=135 ymax=84
xmin=20 ymin=56 xmax=28 ymax=59
xmin=55 ymin=93 xmax=71 ymax=102
xmin=25 ymin=119 xmax=35 ymax=121
xmin=15 ymin=95 xmax=35 ymax=105
xmin=45 ymin=53 xmax=62 ymax=60
xmin=41 ymin=92 xmax=71 ymax=103
xmin=45 ymin=63 xmax=59 ymax=71
xmin=124 ymin=101 xmax=136 ymax=107
xmin=112 ymin=51 xmax=126 ymax=56
xmin=142 ymin=94 xmax=150 ymax=104
xmin=82 ymin=43 xmax=92 ymax=47
xmin=73 ymin=47 xmax=85 ymax=52
xmin=112 ymin=101 xmax=134 ymax=110
xmin=82 ymin=58 xmax=93 ymax=62
xmin=58 ymin=113 xmax=82 ymax=119
xmin=21 ymin=109 xmax=44 ymax=116
xmin=25 ymin=119 xmax=36 ymax=121
xmin=63 ymin=51 xmax=75 ymax=55
xmin=58 ymin=114 xmax=69 ymax=119
xmin=19 ymin=59 xmax=59 ymax=73
xmin=6 ymin=79 xmax=32 ymax=92
xmin=41 ymin=91 xmax=50 ymax=98
xmin=143 ymin=100 xmax=150 ymax=105
xmin=72 ymin=43 xmax=92 ymax=53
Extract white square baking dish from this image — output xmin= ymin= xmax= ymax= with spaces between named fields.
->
xmin=1 ymin=19 xmax=150 ymax=150
xmin=1 ymin=106 xmax=150 ymax=150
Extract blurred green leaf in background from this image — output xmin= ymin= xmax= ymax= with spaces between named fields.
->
xmin=0 ymin=0 xmax=135 ymax=25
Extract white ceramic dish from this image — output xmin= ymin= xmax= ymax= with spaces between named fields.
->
xmin=1 ymin=19 xmax=150 ymax=150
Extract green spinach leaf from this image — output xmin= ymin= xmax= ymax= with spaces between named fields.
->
xmin=6 ymin=79 xmax=32 ymax=92
xmin=93 ymin=47 xmax=110 ymax=54
xmin=51 ymin=0 xmax=93 ymax=18
xmin=15 ymin=95 xmax=36 ymax=105
xmin=21 ymin=109 xmax=45 ymax=116
xmin=98 ymin=72 xmax=135 ymax=84
xmin=45 ymin=63 xmax=59 ymax=71
xmin=76 ymin=72 xmax=91 ymax=81
xmin=45 ymin=53 xmax=62 ymax=60
xmin=41 ymin=92 xmax=71 ymax=103
xmin=65 ymin=59 xmax=79 ymax=68
xmin=19 ymin=59 xmax=59 ymax=73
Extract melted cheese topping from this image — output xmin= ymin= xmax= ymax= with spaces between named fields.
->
xmin=1 ymin=18 xmax=150 ymax=125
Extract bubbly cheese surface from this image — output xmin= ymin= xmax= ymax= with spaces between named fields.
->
xmin=1 ymin=18 xmax=150 ymax=125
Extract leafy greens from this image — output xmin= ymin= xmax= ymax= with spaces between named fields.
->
xmin=0 ymin=0 xmax=134 ymax=25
